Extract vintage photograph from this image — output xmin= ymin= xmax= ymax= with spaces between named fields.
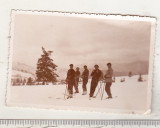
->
xmin=7 ymin=10 xmax=156 ymax=114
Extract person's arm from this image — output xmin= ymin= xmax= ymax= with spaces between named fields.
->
xmin=100 ymin=71 xmax=104 ymax=80
xmin=87 ymin=70 xmax=89 ymax=77
xmin=98 ymin=70 xmax=102 ymax=81
xmin=81 ymin=71 xmax=84 ymax=78
xmin=66 ymin=70 xmax=69 ymax=83
xmin=66 ymin=70 xmax=69 ymax=79
xmin=91 ymin=70 xmax=94 ymax=76
xmin=73 ymin=70 xmax=76 ymax=79
xmin=78 ymin=71 xmax=80 ymax=77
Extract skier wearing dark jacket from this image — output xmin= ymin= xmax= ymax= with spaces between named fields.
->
xmin=89 ymin=64 xmax=102 ymax=97
xmin=74 ymin=67 xmax=80 ymax=93
xmin=66 ymin=64 xmax=75 ymax=98
xmin=81 ymin=65 xmax=89 ymax=95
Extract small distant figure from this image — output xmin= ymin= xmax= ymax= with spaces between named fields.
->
xmin=120 ymin=78 xmax=125 ymax=82
xmin=74 ymin=67 xmax=80 ymax=93
xmin=66 ymin=64 xmax=75 ymax=99
xmin=138 ymin=74 xmax=143 ymax=82
xmin=128 ymin=71 xmax=132 ymax=77
xmin=104 ymin=63 xmax=113 ymax=99
xmin=89 ymin=64 xmax=101 ymax=98
xmin=81 ymin=65 xmax=89 ymax=95
xmin=22 ymin=79 xmax=26 ymax=85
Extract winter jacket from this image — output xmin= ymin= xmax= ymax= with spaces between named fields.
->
xmin=104 ymin=68 xmax=113 ymax=83
xmin=67 ymin=69 xmax=75 ymax=82
xmin=91 ymin=69 xmax=101 ymax=81
xmin=82 ymin=69 xmax=89 ymax=81
xmin=75 ymin=71 xmax=80 ymax=78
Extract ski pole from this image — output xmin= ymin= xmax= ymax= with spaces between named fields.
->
xmin=95 ymin=83 xmax=100 ymax=97
xmin=64 ymin=83 xmax=68 ymax=100
xmin=95 ymin=81 xmax=102 ymax=98
xmin=99 ymin=81 xmax=104 ymax=98
xmin=101 ymin=82 xmax=105 ymax=100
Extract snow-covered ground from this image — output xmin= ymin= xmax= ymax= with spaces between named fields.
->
xmin=7 ymin=75 xmax=149 ymax=114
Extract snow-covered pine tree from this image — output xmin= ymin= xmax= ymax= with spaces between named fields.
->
xmin=36 ymin=47 xmax=58 ymax=85
xmin=27 ymin=77 xmax=32 ymax=85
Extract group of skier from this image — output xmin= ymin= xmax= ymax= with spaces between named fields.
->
xmin=66 ymin=63 xmax=113 ymax=99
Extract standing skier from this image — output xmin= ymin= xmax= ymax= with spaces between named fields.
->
xmin=66 ymin=64 xmax=75 ymax=99
xmin=81 ymin=65 xmax=89 ymax=95
xmin=74 ymin=67 xmax=80 ymax=93
xmin=104 ymin=63 xmax=113 ymax=99
xmin=89 ymin=64 xmax=102 ymax=98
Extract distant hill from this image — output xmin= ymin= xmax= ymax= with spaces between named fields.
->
xmin=12 ymin=62 xmax=36 ymax=79
xmin=55 ymin=68 xmax=68 ymax=80
xmin=77 ymin=61 xmax=149 ymax=75
xmin=110 ymin=61 xmax=149 ymax=76
xmin=12 ymin=61 xmax=149 ymax=80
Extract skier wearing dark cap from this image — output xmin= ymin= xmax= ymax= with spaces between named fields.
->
xmin=89 ymin=64 xmax=102 ymax=98
xmin=81 ymin=65 xmax=89 ymax=95
xmin=66 ymin=64 xmax=75 ymax=99
xmin=74 ymin=67 xmax=80 ymax=93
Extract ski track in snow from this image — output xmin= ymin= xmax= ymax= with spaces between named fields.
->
xmin=8 ymin=75 xmax=148 ymax=114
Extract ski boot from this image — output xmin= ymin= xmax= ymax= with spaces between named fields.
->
xmin=75 ymin=90 xmax=79 ymax=93
xmin=67 ymin=94 xmax=73 ymax=99
xmin=106 ymin=96 xmax=112 ymax=99
xmin=82 ymin=91 xmax=87 ymax=95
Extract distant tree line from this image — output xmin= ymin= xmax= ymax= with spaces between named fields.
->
xmin=12 ymin=77 xmax=34 ymax=86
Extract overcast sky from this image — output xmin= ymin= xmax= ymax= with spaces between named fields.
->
xmin=12 ymin=14 xmax=151 ymax=69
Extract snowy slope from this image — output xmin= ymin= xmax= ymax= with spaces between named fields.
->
xmin=7 ymin=75 xmax=149 ymax=114
xmin=12 ymin=70 xmax=35 ymax=79
xmin=12 ymin=62 xmax=35 ymax=75
xmin=11 ymin=62 xmax=36 ymax=81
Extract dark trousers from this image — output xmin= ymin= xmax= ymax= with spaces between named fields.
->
xmin=90 ymin=79 xmax=98 ymax=97
xmin=105 ymin=82 xmax=112 ymax=97
xmin=74 ymin=78 xmax=79 ymax=92
xmin=68 ymin=80 xmax=74 ymax=94
xmin=82 ymin=79 xmax=88 ymax=92
xmin=75 ymin=78 xmax=79 ymax=86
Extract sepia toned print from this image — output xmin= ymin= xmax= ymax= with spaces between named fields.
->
xmin=7 ymin=10 xmax=156 ymax=114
